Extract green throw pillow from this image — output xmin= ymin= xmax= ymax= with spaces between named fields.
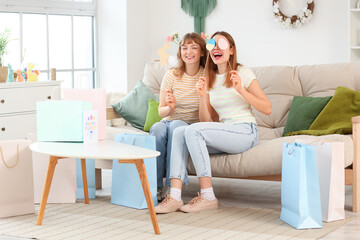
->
xmin=112 ymin=80 xmax=156 ymax=130
xmin=282 ymin=96 xmax=332 ymax=136
xmin=143 ymin=99 xmax=162 ymax=132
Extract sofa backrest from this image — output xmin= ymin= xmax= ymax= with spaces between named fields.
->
xmin=142 ymin=61 xmax=360 ymax=141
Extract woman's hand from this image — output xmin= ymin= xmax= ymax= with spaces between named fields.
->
xmin=196 ymin=76 xmax=207 ymax=97
xmin=230 ymin=70 xmax=243 ymax=93
xmin=166 ymin=89 xmax=176 ymax=109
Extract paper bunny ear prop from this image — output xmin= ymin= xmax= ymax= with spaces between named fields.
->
xmin=206 ymin=38 xmax=229 ymax=51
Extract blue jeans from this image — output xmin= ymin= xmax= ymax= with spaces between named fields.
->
xmin=170 ymin=122 xmax=258 ymax=182
xmin=149 ymin=120 xmax=189 ymax=188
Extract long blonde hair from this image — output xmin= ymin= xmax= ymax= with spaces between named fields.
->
xmin=173 ymin=32 xmax=207 ymax=78
xmin=205 ymin=31 xmax=242 ymax=90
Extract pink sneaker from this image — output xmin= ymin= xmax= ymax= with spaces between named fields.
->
xmin=180 ymin=194 xmax=218 ymax=213
xmin=155 ymin=195 xmax=184 ymax=214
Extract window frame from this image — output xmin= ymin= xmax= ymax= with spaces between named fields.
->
xmin=0 ymin=0 xmax=96 ymax=16
xmin=0 ymin=0 xmax=97 ymax=88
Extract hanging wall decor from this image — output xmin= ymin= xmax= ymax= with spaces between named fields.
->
xmin=181 ymin=0 xmax=217 ymax=34
xmin=273 ymin=0 xmax=315 ymax=28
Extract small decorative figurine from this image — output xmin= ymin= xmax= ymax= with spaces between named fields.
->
xmin=6 ymin=64 xmax=14 ymax=82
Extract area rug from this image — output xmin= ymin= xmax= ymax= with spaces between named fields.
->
xmin=0 ymin=196 xmax=352 ymax=240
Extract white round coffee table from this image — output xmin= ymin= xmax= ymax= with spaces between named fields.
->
xmin=30 ymin=140 xmax=161 ymax=234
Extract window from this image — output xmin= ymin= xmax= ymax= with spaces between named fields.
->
xmin=0 ymin=1 xmax=96 ymax=88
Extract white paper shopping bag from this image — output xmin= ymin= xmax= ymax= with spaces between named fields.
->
xmin=296 ymin=139 xmax=345 ymax=222
xmin=28 ymin=133 xmax=77 ymax=203
xmin=0 ymin=139 xmax=34 ymax=218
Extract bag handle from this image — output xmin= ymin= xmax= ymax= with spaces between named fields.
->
xmin=286 ymin=142 xmax=302 ymax=155
xmin=0 ymin=144 xmax=20 ymax=168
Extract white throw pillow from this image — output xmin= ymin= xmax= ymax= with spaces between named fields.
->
xmin=142 ymin=61 xmax=170 ymax=95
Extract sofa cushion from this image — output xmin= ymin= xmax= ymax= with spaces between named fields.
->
xmin=187 ymin=134 xmax=353 ymax=178
xmin=142 ymin=61 xmax=170 ymax=95
xmin=143 ymin=99 xmax=162 ymax=132
xmin=297 ymin=62 xmax=360 ymax=97
xmin=112 ymin=80 xmax=156 ymax=130
xmin=282 ymin=96 xmax=332 ymax=136
xmin=287 ymin=86 xmax=360 ymax=136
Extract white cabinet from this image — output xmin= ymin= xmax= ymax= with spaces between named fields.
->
xmin=0 ymin=81 xmax=61 ymax=140
xmin=350 ymin=0 xmax=360 ymax=61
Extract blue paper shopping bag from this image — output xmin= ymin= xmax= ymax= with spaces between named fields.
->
xmin=111 ymin=134 xmax=158 ymax=209
xmin=76 ymin=158 xmax=96 ymax=199
xmin=280 ymin=142 xmax=322 ymax=229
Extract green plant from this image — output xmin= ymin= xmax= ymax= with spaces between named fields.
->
xmin=0 ymin=28 xmax=11 ymax=67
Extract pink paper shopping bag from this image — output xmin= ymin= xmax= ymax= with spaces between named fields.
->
xmin=63 ymin=88 xmax=106 ymax=140
xmin=296 ymin=139 xmax=345 ymax=222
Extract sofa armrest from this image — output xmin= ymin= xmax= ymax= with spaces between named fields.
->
xmin=352 ymin=115 xmax=360 ymax=212
xmin=106 ymin=107 xmax=122 ymax=120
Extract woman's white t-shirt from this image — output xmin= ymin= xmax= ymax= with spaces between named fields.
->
xmin=209 ymin=66 xmax=257 ymax=124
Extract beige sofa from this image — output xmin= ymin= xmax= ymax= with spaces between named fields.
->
xmin=101 ymin=61 xmax=360 ymax=212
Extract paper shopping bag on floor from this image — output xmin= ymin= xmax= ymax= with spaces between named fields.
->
xmin=0 ymin=140 xmax=34 ymax=218
xmin=63 ymin=88 xmax=106 ymax=140
xmin=111 ymin=133 xmax=157 ymax=209
xmin=296 ymin=139 xmax=345 ymax=222
xmin=281 ymin=142 xmax=322 ymax=229
xmin=28 ymin=133 xmax=77 ymax=203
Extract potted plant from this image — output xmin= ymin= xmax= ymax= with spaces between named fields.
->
xmin=0 ymin=28 xmax=11 ymax=67
xmin=0 ymin=28 xmax=11 ymax=82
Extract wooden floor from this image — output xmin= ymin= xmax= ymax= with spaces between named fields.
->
xmin=99 ymin=170 xmax=360 ymax=240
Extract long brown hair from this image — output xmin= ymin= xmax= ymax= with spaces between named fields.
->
xmin=173 ymin=32 xmax=207 ymax=78
xmin=205 ymin=31 xmax=242 ymax=90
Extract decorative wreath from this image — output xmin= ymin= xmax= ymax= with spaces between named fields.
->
xmin=273 ymin=0 xmax=315 ymax=28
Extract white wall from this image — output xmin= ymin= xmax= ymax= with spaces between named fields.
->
xmin=98 ymin=0 xmax=349 ymax=93
xmin=97 ymin=0 xmax=127 ymax=93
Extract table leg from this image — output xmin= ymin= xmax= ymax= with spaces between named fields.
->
xmin=80 ymin=158 xmax=89 ymax=204
xmin=134 ymin=159 xmax=160 ymax=235
xmin=37 ymin=156 xmax=58 ymax=225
